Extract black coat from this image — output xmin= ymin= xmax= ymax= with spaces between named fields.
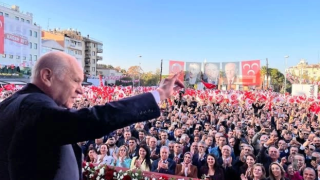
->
xmin=0 ymin=83 xmax=160 ymax=180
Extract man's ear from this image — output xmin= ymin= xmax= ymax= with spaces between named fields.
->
xmin=40 ymin=68 xmax=53 ymax=86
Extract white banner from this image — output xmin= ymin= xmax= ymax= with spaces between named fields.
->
xmin=4 ymin=17 xmax=30 ymax=57
xmin=292 ymin=84 xmax=318 ymax=98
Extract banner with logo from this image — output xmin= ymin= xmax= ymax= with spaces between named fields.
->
xmin=2 ymin=17 xmax=30 ymax=57
xmin=241 ymin=60 xmax=261 ymax=85
xmin=169 ymin=60 xmax=184 ymax=82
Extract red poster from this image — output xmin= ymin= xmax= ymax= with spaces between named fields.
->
xmin=0 ymin=16 xmax=4 ymax=54
xmin=241 ymin=60 xmax=261 ymax=85
xmin=169 ymin=60 xmax=185 ymax=82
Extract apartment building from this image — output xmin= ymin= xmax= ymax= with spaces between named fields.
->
xmin=42 ymin=29 xmax=85 ymax=68
xmin=287 ymin=59 xmax=320 ymax=81
xmin=0 ymin=3 xmax=41 ymax=68
xmin=83 ymin=35 xmax=103 ymax=77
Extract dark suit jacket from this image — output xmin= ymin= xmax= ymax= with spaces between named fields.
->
xmin=0 ymin=83 xmax=160 ymax=180
xmin=151 ymin=158 xmax=176 ymax=175
xmin=175 ymin=164 xmax=198 ymax=178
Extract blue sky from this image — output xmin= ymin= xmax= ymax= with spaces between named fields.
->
xmin=9 ymin=0 xmax=320 ymax=74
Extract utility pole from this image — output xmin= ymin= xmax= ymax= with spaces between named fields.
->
xmin=160 ymin=59 xmax=163 ymax=83
xmin=138 ymin=55 xmax=142 ymax=87
xmin=266 ymin=58 xmax=269 ymax=90
xmin=284 ymin=56 xmax=289 ymax=93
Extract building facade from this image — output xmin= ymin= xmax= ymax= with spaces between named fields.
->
xmin=96 ymin=64 xmax=122 ymax=84
xmin=0 ymin=3 xmax=41 ymax=68
xmin=287 ymin=59 xmax=320 ymax=82
xmin=41 ymin=39 xmax=64 ymax=55
xmin=42 ymin=29 xmax=85 ymax=68
xmin=83 ymin=36 xmax=103 ymax=77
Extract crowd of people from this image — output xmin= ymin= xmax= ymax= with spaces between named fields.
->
xmin=1 ymin=84 xmax=320 ymax=180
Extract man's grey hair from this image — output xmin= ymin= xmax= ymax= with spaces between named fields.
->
xmin=160 ymin=146 xmax=169 ymax=152
xmin=303 ymin=167 xmax=315 ymax=175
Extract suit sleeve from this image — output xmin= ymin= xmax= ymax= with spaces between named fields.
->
xmin=19 ymin=93 xmax=160 ymax=145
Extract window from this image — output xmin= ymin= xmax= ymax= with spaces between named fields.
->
xmin=9 ymin=55 xmax=13 ymax=59
xmin=2 ymin=54 xmax=6 ymax=58
xmin=29 ymin=42 xmax=32 ymax=48
xmin=92 ymin=59 xmax=95 ymax=64
xmin=34 ymin=31 xmax=37 ymax=37
xmin=92 ymin=67 xmax=95 ymax=72
xmin=92 ymin=51 xmax=95 ymax=56
xmin=21 ymin=18 xmax=24 ymax=22
xmin=29 ymin=54 xmax=32 ymax=61
xmin=34 ymin=55 xmax=37 ymax=61
xmin=0 ymin=12 xmax=3 ymax=16
xmin=15 ymin=16 xmax=19 ymax=20
xmin=16 ymin=55 xmax=20 ymax=59
xmin=5 ymin=13 xmax=8 ymax=17
xmin=29 ymin=30 xmax=32 ymax=36
xmin=34 ymin=43 xmax=37 ymax=49
xmin=26 ymin=20 xmax=30 ymax=23
xmin=23 ymin=56 xmax=26 ymax=60
xmin=93 ymin=44 xmax=96 ymax=48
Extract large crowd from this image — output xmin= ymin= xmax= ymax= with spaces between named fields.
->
xmin=1 ymin=84 xmax=320 ymax=180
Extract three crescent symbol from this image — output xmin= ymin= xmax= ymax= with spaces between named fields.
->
xmin=251 ymin=63 xmax=259 ymax=69
xmin=247 ymin=70 xmax=255 ymax=75
xmin=243 ymin=64 xmax=250 ymax=69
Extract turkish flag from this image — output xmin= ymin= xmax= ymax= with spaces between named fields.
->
xmin=0 ymin=16 xmax=4 ymax=54
xmin=241 ymin=60 xmax=261 ymax=85
xmin=202 ymin=80 xmax=216 ymax=89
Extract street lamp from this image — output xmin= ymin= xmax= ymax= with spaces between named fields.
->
xmin=284 ymin=55 xmax=289 ymax=93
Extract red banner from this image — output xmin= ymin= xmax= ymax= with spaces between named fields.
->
xmin=169 ymin=60 xmax=184 ymax=82
xmin=241 ymin=60 xmax=261 ymax=85
xmin=0 ymin=16 xmax=4 ymax=54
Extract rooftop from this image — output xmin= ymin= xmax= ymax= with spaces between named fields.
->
xmin=0 ymin=2 xmax=33 ymax=17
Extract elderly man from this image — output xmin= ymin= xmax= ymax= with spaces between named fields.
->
xmin=151 ymin=146 xmax=176 ymax=175
xmin=303 ymin=167 xmax=316 ymax=180
xmin=0 ymin=51 xmax=183 ymax=180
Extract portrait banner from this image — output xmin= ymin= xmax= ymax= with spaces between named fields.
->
xmin=169 ymin=60 xmax=184 ymax=82
xmin=221 ymin=62 xmax=240 ymax=85
xmin=241 ymin=60 xmax=261 ymax=85
xmin=185 ymin=62 xmax=202 ymax=85
xmin=203 ymin=62 xmax=220 ymax=85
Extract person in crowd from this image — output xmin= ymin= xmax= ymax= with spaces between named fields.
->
xmin=240 ymin=153 xmax=256 ymax=179
xmin=151 ymin=146 xmax=176 ymax=175
xmin=200 ymin=153 xmax=225 ymax=180
xmin=149 ymin=137 xmax=160 ymax=160
xmin=112 ymin=145 xmax=131 ymax=168
xmin=128 ymin=137 xmax=139 ymax=158
xmin=169 ymin=142 xmax=184 ymax=164
xmin=303 ymin=167 xmax=316 ymax=180
xmin=0 ymin=51 xmax=183 ymax=180
xmin=175 ymin=152 xmax=198 ymax=178
xmin=241 ymin=163 xmax=267 ymax=180
xmin=285 ymin=164 xmax=303 ymax=180
xmin=130 ymin=144 xmax=152 ymax=171
xmin=97 ymin=144 xmax=114 ymax=165
xmin=267 ymin=162 xmax=288 ymax=180
xmin=85 ymin=148 xmax=98 ymax=164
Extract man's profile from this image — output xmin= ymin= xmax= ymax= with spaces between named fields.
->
xmin=0 ymin=51 xmax=183 ymax=180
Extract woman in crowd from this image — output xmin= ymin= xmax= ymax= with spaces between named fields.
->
xmin=175 ymin=152 xmax=198 ymax=178
xmin=267 ymin=162 xmax=288 ymax=180
xmin=130 ymin=144 xmax=152 ymax=171
xmin=240 ymin=153 xmax=256 ymax=178
xmin=200 ymin=154 xmax=225 ymax=180
xmin=97 ymin=144 xmax=113 ymax=165
xmin=285 ymin=164 xmax=303 ymax=180
xmin=85 ymin=148 xmax=98 ymax=163
xmin=241 ymin=163 xmax=267 ymax=180
xmin=112 ymin=145 xmax=131 ymax=168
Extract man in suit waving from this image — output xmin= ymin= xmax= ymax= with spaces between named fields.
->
xmin=0 ymin=51 xmax=184 ymax=180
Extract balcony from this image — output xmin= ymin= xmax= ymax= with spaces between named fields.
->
xmin=85 ymin=52 xmax=91 ymax=58
xmin=97 ymin=48 xmax=103 ymax=53
xmin=85 ymin=46 xmax=91 ymax=50
xmin=84 ymin=63 xmax=90 ymax=67
xmin=85 ymin=59 xmax=90 ymax=64
xmin=96 ymin=56 xmax=102 ymax=61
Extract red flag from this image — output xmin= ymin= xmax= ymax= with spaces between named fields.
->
xmin=201 ymin=80 xmax=216 ymax=89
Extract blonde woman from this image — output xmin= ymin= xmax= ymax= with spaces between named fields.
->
xmin=130 ymin=145 xmax=152 ymax=171
xmin=112 ymin=145 xmax=131 ymax=168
